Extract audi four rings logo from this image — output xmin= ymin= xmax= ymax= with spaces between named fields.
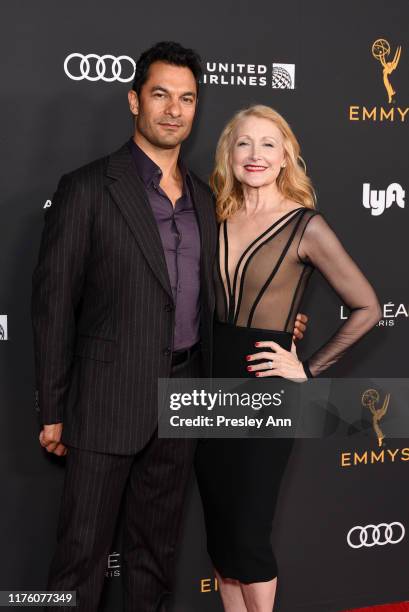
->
xmin=64 ymin=53 xmax=136 ymax=82
xmin=347 ymin=522 xmax=405 ymax=549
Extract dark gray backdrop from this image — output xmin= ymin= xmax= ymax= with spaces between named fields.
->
xmin=1 ymin=1 xmax=408 ymax=610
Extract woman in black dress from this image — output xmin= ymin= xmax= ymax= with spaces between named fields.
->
xmin=194 ymin=105 xmax=381 ymax=611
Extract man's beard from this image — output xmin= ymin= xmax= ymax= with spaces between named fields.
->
xmin=137 ymin=118 xmax=189 ymax=150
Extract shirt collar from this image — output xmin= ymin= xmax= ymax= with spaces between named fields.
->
xmin=128 ymin=138 xmax=191 ymax=192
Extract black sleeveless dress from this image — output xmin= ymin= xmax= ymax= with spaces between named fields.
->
xmin=194 ymin=207 xmax=380 ymax=583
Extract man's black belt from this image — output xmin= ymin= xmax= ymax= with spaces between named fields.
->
xmin=171 ymin=342 xmax=200 ymax=367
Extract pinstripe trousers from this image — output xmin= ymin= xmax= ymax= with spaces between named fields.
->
xmin=46 ymin=350 xmax=202 ymax=612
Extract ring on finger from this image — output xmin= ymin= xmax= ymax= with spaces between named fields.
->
xmin=266 ymin=361 xmax=273 ymax=369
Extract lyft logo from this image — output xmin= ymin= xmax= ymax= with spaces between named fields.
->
xmin=363 ymin=183 xmax=405 ymax=216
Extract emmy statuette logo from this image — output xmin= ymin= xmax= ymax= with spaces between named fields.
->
xmin=349 ymin=38 xmax=407 ymax=122
xmin=339 ymin=387 xmax=409 ymax=468
xmin=372 ymin=38 xmax=401 ymax=104
xmin=361 ymin=389 xmax=390 ymax=447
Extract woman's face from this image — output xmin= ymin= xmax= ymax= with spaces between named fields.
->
xmin=231 ymin=116 xmax=286 ymax=189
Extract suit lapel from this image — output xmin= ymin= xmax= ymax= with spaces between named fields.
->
xmin=106 ymin=144 xmax=173 ymax=299
xmin=189 ymin=174 xmax=217 ymax=284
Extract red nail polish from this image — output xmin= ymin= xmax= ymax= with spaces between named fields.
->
xmin=246 ymin=355 xmax=251 ymax=361
xmin=247 ymin=366 xmax=252 ymax=371
xmin=255 ymin=372 xmax=260 ymax=377
xmin=254 ymin=342 xmax=260 ymax=347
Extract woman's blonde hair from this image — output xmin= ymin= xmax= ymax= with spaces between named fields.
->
xmin=210 ymin=105 xmax=316 ymax=222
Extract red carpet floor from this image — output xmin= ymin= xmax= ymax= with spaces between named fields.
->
xmin=346 ymin=604 xmax=409 ymax=611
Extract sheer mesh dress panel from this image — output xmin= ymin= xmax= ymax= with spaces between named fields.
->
xmin=214 ymin=207 xmax=381 ymax=377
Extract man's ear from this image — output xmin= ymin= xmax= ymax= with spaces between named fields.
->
xmin=128 ymin=89 xmax=139 ymax=117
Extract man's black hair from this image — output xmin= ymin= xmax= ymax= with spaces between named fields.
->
xmin=132 ymin=41 xmax=203 ymax=96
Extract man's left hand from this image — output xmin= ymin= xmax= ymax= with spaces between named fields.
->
xmin=293 ymin=312 xmax=308 ymax=342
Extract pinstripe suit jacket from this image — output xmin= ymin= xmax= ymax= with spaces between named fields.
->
xmin=31 ymin=143 xmax=217 ymax=454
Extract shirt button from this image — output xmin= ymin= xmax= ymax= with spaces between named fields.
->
xmin=163 ymin=347 xmax=172 ymax=356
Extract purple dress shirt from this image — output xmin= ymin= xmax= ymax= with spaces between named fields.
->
xmin=128 ymin=139 xmax=201 ymax=351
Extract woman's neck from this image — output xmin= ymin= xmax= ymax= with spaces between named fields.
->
xmin=241 ymin=183 xmax=285 ymax=216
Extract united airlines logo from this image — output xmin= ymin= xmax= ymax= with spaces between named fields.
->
xmin=362 ymin=183 xmax=405 ymax=216
xmin=0 ymin=315 xmax=8 ymax=341
xmin=201 ymin=61 xmax=295 ymax=89
xmin=272 ymin=64 xmax=295 ymax=88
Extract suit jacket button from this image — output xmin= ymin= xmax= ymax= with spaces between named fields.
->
xmin=164 ymin=304 xmax=173 ymax=312
xmin=163 ymin=347 xmax=172 ymax=356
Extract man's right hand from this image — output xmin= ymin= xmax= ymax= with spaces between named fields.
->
xmin=39 ymin=423 xmax=67 ymax=456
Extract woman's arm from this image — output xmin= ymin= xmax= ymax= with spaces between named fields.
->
xmin=298 ymin=213 xmax=382 ymax=377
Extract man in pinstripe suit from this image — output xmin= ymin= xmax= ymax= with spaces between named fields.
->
xmin=31 ymin=42 xmax=308 ymax=611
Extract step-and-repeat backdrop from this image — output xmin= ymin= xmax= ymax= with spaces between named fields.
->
xmin=1 ymin=1 xmax=408 ymax=610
